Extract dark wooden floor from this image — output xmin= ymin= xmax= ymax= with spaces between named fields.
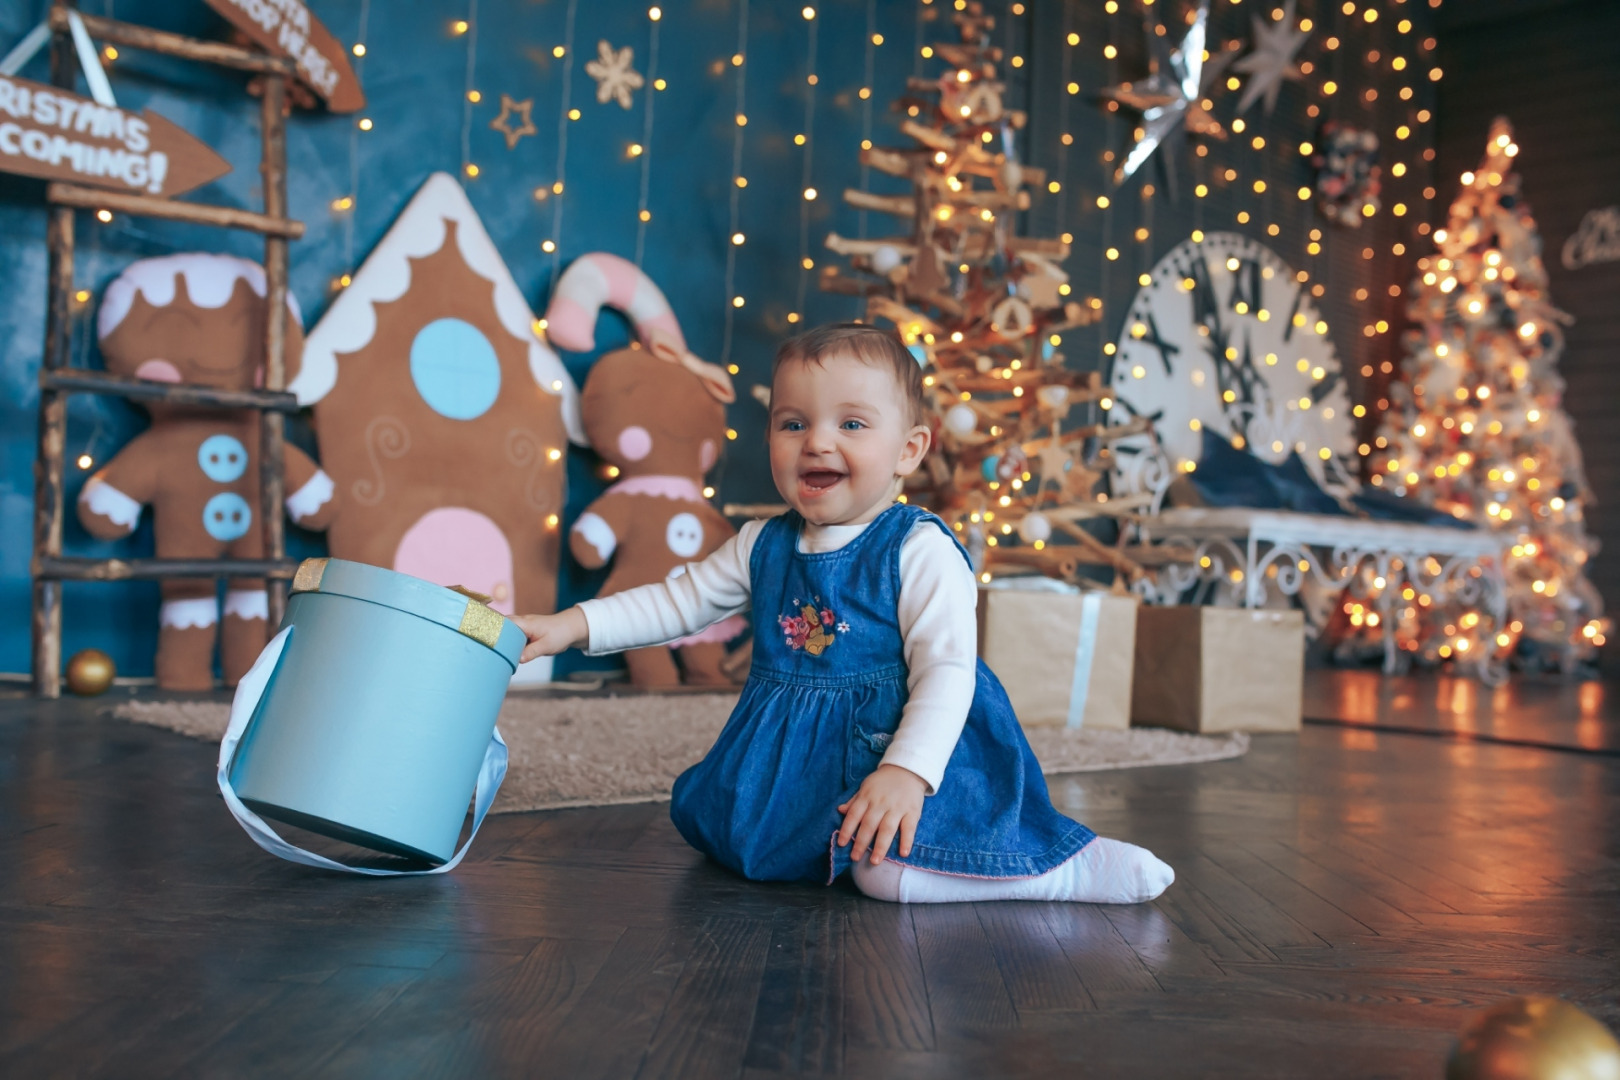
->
xmin=2 ymin=672 xmax=1617 ymax=1079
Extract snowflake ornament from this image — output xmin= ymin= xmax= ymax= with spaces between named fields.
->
xmin=585 ymin=40 xmax=644 ymax=110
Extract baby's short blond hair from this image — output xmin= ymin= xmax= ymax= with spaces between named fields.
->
xmin=773 ymin=323 xmax=930 ymax=427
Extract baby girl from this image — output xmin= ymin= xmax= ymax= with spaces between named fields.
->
xmin=514 ymin=324 xmax=1173 ymax=904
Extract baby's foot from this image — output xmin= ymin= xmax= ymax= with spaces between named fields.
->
xmin=850 ymin=837 xmax=1174 ymax=904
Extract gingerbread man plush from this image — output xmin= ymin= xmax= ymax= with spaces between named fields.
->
xmin=546 ymin=253 xmax=742 ymax=688
xmin=78 ymin=253 xmax=337 ymax=690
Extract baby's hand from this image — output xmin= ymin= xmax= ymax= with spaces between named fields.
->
xmin=511 ymin=608 xmax=589 ymax=663
xmin=837 ymin=764 xmax=927 ymax=865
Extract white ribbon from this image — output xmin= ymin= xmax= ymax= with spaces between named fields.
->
xmin=0 ymin=13 xmax=116 ymax=106
xmin=1065 ymin=592 xmax=1104 ymax=729
xmin=216 ymin=626 xmax=508 ymax=876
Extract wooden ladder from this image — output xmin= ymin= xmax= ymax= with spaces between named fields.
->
xmin=30 ymin=7 xmax=306 ymax=697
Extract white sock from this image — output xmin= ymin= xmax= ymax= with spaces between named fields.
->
xmin=851 ymin=838 xmax=1173 ymax=905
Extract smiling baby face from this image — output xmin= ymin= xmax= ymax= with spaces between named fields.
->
xmin=767 ymin=326 xmax=931 ymax=527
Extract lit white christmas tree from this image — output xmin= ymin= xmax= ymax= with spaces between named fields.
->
xmin=1362 ymin=117 xmax=1607 ymax=670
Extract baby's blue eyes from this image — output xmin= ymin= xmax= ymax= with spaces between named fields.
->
xmin=778 ymin=419 xmax=866 ymax=432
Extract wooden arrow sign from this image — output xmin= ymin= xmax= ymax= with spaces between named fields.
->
xmin=0 ymin=73 xmax=231 ymax=197
xmin=204 ymin=0 xmax=365 ymax=113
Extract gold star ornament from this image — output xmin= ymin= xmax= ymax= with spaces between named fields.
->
xmin=489 ymin=94 xmax=537 ymax=150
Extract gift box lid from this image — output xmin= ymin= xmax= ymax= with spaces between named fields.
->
xmin=290 ymin=557 xmax=527 ymax=671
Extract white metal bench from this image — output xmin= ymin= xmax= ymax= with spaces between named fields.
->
xmin=1119 ymin=451 xmax=1509 ymax=682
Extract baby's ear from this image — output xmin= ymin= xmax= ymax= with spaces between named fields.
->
xmin=895 ymin=423 xmax=932 ymax=478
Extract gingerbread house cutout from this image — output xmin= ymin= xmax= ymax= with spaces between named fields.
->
xmin=294 ymin=172 xmax=583 ymax=685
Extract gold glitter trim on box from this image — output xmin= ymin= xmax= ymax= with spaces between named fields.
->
xmin=291 ymin=558 xmax=328 ymax=594
xmin=458 ymin=600 xmax=506 ymax=650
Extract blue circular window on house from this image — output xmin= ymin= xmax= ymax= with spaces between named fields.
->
xmin=197 ymin=434 xmax=249 ymax=483
xmin=409 ymin=318 xmax=502 ymax=420
xmin=202 ymin=492 xmax=253 ymax=542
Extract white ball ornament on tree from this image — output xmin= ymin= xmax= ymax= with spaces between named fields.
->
xmin=870 ymin=245 xmax=902 ymax=275
xmin=1017 ymin=512 xmax=1052 ymax=544
xmin=944 ymin=403 xmax=978 ymax=436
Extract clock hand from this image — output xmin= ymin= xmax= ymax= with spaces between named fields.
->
xmin=1188 ymin=253 xmax=1222 ymax=335
xmin=1282 ymin=285 xmax=1304 ymax=342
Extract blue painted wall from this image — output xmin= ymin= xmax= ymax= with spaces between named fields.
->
xmin=0 ymin=0 xmax=1439 ymax=677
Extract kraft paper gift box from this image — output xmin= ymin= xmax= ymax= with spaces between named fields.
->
xmin=1130 ymin=606 xmax=1304 ymax=733
xmin=977 ymin=579 xmax=1138 ymax=730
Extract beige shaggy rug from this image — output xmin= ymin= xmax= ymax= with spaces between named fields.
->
xmin=111 ymin=694 xmax=1249 ymax=815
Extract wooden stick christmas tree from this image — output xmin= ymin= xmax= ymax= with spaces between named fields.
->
xmin=821 ymin=2 xmax=1145 ymax=585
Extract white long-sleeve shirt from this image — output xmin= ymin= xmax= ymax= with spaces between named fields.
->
xmin=577 ymin=515 xmax=979 ymax=793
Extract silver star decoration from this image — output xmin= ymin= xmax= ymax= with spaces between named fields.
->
xmin=585 ymin=40 xmax=644 ymax=110
xmin=1234 ymin=0 xmax=1310 ymax=115
xmin=1101 ymin=1 xmax=1226 ymax=187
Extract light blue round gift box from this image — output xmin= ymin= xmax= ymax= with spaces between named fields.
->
xmin=228 ymin=557 xmax=525 ymax=865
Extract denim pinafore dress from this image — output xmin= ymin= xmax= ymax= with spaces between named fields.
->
xmin=669 ymin=503 xmax=1095 ymax=884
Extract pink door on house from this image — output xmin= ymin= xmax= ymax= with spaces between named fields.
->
xmin=393 ymin=507 xmax=517 ymax=614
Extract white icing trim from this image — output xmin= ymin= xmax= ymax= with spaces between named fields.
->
xmin=98 ymin=253 xmax=302 ymax=341
xmin=294 ymin=172 xmax=584 ymax=444
xmin=572 ymin=512 xmax=617 ymax=562
xmin=80 ymin=477 xmax=141 ymax=529
xmin=285 ymin=469 xmax=335 ymax=522
xmin=223 ymin=590 xmax=269 ymax=621
xmin=161 ymin=597 xmax=218 ymax=629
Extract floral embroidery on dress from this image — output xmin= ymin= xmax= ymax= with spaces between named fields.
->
xmin=781 ymin=596 xmax=838 ymax=656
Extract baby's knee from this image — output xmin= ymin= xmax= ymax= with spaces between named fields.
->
xmin=851 ymin=858 xmax=904 ymax=902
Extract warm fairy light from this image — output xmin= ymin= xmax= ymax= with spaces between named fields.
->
xmin=96 ymin=209 xmax=113 ymax=223
xmin=553 ymin=45 xmax=566 ymax=58
xmin=358 ymin=117 xmax=373 ymax=131
xmin=542 ymin=240 xmax=557 ymax=252
xmin=732 ymin=296 xmax=745 ymax=308
xmin=649 ymin=5 xmax=662 ymax=18
xmin=351 ymin=43 xmax=366 ymax=57
xmin=803 ymin=187 xmax=817 ymax=200
xmin=802 ymin=5 xmax=816 ymax=18
xmin=452 ymin=19 xmax=469 ymax=34
xmin=77 ymin=454 xmax=93 ymax=469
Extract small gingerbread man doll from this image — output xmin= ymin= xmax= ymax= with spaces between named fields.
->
xmin=78 ymin=253 xmax=338 ymax=690
xmin=546 ymin=253 xmax=742 ymax=688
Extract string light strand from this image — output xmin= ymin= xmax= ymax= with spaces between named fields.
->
xmin=635 ymin=6 xmax=660 ymax=266
xmin=720 ymin=0 xmax=749 ymax=368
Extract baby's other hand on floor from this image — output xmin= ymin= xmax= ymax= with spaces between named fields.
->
xmin=837 ymin=764 xmax=927 ymax=865
xmin=512 ymin=608 xmax=589 ymax=663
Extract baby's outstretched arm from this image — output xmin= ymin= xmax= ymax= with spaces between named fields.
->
xmin=513 ymin=608 xmax=589 ymax=664
xmin=512 ymin=519 xmax=763 ymax=664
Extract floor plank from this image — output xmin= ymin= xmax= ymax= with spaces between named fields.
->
xmin=2 ymin=672 xmax=1617 ymax=1076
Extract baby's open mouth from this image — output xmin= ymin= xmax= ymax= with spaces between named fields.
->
xmin=800 ymin=469 xmax=845 ymax=492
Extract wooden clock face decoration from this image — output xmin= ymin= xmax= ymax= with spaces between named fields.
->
xmin=1106 ymin=232 xmax=1356 ymax=495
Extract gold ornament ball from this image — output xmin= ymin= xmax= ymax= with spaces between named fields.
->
xmin=65 ymin=649 xmax=116 ymax=696
xmin=1447 ymin=997 xmax=1620 ymax=1080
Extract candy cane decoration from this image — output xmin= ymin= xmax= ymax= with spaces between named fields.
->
xmin=545 ymin=252 xmax=735 ymax=403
